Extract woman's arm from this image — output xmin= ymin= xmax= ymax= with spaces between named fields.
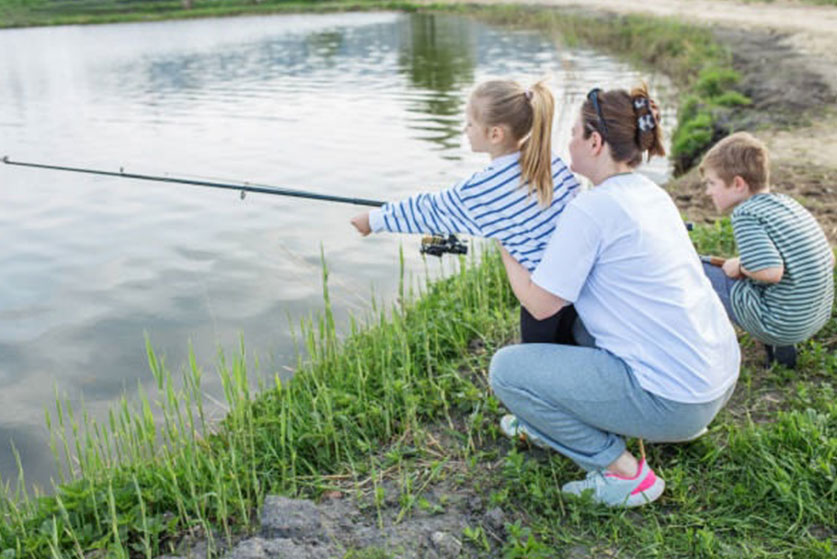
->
xmin=499 ymin=243 xmax=566 ymax=320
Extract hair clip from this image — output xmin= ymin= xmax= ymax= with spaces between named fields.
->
xmin=633 ymin=98 xmax=649 ymax=110
xmin=637 ymin=114 xmax=656 ymax=132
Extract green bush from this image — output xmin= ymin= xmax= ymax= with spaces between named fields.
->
xmin=695 ymin=66 xmax=741 ymax=98
xmin=672 ymin=111 xmax=715 ymax=168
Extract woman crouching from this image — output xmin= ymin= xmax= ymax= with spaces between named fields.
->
xmin=489 ymin=84 xmax=740 ymax=507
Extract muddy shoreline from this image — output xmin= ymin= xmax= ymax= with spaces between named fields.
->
xmin=664 ymin=24 xmax=837 ymax=241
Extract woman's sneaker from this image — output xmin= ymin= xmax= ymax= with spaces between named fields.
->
xmin=561 ymin=459 xmax=665 ymax=508
xmin=499 ymin=414 xmax=547 ymax=449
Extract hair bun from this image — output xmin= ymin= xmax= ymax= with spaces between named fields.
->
xmin=631 ymin=88 xmax=663 ymax=157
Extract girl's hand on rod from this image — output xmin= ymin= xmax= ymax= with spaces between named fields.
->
xmin=351 ymin=212 xmax=372 ymax=236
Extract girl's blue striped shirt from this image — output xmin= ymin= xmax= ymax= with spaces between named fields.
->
xmin=369 ymin=152 xmax=580 ymax=271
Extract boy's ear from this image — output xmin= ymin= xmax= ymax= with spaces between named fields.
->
xmin=732 ymin=175 xmax=750 ymax=193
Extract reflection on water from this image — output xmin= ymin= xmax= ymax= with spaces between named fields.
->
xmin=398 ymin=14 xmax=475 ymax=153
xmin=0 ymin=11 xmax=675 ymax=490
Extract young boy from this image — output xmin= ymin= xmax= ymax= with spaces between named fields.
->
xmin=700 ymin=132 xmax=834 ymax=368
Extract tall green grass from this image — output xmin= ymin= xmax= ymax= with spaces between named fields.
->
xmin=0 ymin=247 xmax=518 ymax=558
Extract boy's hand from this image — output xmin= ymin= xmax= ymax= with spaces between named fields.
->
xmin=351 ymin=212 xmax=372 ymax=236
xmin=722 ymin=257 xmax=742 ymax=279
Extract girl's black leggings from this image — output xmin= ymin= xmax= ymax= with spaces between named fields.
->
xmin=519 ymin=304 xmax=578 ymax=345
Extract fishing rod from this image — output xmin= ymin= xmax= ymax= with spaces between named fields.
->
xmin=701 ymin=255 xmax=727 ymax=267
xmin=2 ymin=156 xmax=467 ymax=257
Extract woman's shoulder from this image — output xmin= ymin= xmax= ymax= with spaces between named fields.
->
xmin=581 ymin=172 xmax=653 ymax=203
xmin=565 ymin=186 xmax=617 ymax=219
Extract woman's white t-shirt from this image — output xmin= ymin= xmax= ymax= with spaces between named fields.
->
xmin=531 ymin=173 xmax=740 ymax=404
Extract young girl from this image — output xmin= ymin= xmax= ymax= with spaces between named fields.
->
xmin=350 ymin=79 xmax=581 ymax=343
xmin=489 ymin=84 xmax=740 ymax=507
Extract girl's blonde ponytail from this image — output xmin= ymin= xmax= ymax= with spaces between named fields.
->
xmin=519 ymin=80 xmax=555 ymax=207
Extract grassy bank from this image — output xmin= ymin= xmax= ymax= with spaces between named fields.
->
xmin=1 ymin=232 xmax=834 ymax=558
xmin=0 ymin=249 xmax=519 ymax=558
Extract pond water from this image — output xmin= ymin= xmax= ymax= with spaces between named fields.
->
xmin=0 ymin=11 xmax=675 ymax=489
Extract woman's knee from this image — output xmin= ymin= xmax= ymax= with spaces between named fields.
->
xmin=488 ymin=345 xmax=523 ymax=394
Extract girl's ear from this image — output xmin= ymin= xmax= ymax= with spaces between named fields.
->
xmin=488 ymin=125 xmax=506 ymax=145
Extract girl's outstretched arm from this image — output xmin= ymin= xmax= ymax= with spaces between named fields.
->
xmin=362 ymin=182 xmax=483 ymax=237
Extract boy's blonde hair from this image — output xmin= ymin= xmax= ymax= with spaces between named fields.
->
xmin=699 ymin=132 xmax=770 ymax=192
xmin=471 ymin=79 xmax=554 ymax=207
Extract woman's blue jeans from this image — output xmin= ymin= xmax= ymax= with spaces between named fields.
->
xmin=488 ymin=329 xmax=735 ymax=471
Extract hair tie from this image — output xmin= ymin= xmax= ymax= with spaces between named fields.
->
xmin=637 ymin=113 xmax=656 ymax=132
xmin=524 ymin=89 xmax=533 ymax=101
xmin=633 ymin=97 xmax=649 ymax=111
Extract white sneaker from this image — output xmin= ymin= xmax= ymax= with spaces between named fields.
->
xmin=561 ymin=459 xmax=665 ymax=508
xmin=499 ymin=414 xmax=547 ymax=449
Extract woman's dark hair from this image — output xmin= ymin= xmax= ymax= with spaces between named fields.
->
xmin=581 ymin=82 xmax=665 ymax=167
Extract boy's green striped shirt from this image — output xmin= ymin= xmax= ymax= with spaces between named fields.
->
xmin=730 ymin=193 xmax=834 ymax=346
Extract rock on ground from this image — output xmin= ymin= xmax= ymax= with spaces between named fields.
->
xmin=165 ymin=481 xmax=508 ymax=559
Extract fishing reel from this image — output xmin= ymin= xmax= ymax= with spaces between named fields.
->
xmin=420 ymin=234 xmax=468 ymax=257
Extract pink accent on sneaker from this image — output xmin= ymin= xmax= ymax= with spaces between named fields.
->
xmin=605 ymin=459 xmax=645 ymax=480
xmin=630 ymin=468 xmax=657 ymax=495
xmin=605 ymin=460 xmax=657 ymax=495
